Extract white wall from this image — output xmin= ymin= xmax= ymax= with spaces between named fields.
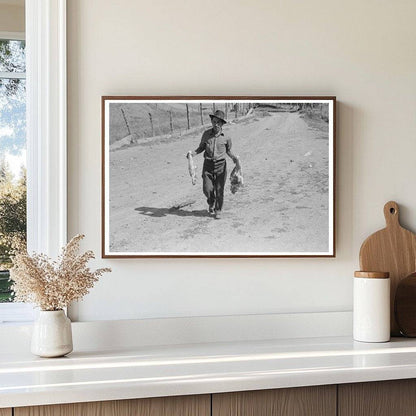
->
xmin=67 ymin=0 xmax=416 ymax=322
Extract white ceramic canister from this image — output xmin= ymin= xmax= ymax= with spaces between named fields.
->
xmin=353 ymin=271 xmax=390 ymax=342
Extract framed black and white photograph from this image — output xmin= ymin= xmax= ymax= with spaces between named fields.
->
xmin=102 ymin=96 xmax=336 ymax=258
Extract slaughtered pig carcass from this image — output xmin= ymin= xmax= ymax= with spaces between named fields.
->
xmin=230 ymin=157 xmax=244 ymax=194
xmin=187 ymin=151 xmax=197 ymax=185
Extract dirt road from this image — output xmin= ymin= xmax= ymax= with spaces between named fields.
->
xmin=109 ymin=112 xmax=330 ymax=254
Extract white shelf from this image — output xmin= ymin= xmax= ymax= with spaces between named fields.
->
xmin=2 ymin=335 xmax=416 ymax=408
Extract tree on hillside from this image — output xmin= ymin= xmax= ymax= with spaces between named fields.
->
xmin=0 ymin=158 xmax=13 ymax=184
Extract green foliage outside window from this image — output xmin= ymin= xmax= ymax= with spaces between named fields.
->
xmin=0 ymin=160 xmax=26 ymax=302
xmin=0 ymin=38 xmax=27 ymax=302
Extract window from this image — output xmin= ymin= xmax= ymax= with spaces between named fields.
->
xmin=0 ymin=0 xmax=67 ymax=324
xmin=0 ymin=34 xmax=26 ymax=305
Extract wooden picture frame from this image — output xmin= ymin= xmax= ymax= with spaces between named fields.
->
xmin=102 ymin=96 xmax=336 ymax=258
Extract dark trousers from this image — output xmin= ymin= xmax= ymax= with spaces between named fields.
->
xmin=202 ymin=159 xmax=227 ymax=212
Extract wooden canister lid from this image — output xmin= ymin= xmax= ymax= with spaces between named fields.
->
xmin=354 ymin=271 xmax=390 ymax=279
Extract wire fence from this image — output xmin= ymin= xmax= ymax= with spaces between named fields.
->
xmin=109 ymin=103 xmax=256 ymax=144
xmin=109 ymin=102 xmax=329 ymax=145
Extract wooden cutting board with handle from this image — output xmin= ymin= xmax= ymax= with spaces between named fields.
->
xmin=359 ymin=201 xmax=416 ymax=336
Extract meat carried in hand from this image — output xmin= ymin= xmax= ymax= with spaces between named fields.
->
xmin=187 ymin=151 xmax=197 ymax=185
xmin=230 ymin=157 xmax=243 ymax=194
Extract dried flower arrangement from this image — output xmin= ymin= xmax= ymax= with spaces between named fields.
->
xmin=10 ymin=234 xmax=111 ymax=311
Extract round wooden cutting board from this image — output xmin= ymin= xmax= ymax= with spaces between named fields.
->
xmin=359 ymin=201 xmax=416 ymax=336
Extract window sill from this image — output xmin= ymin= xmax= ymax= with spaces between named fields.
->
xmin=0 ymin=303 xmax=35 ymax=324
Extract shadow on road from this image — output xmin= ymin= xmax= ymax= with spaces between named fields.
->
xmin=134 ymin=206 xmax=209 ymax=218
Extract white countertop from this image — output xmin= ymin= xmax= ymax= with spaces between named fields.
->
xmin=2 ymin=336 xmax=416 ymax=408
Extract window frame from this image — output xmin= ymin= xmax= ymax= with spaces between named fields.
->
xmin=0 ymin=0 xmax=67 ymax=323
xmin=0 ymin=31 xmax=24 ymax=41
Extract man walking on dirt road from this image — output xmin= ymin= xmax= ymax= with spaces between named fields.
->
xmin=187 ymin=109 xmax=239 ymax=220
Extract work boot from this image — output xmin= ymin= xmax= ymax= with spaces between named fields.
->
xmin=208 ymin=204 xmax=215 ymax=214
xmin=215 ymin=211 xmax=222 ymax=219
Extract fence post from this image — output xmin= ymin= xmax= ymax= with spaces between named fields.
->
xmin=148 ymin=113 xmax=154 ymax=137
xmin=120 ymin=107 xmax=131 ymax=136
xmin=225 ymin=103 xmax=228 ymax=120
xmin=212 ymin=103 xmax=216 ymax=113
xmin=169 ymin=110 xmax=173 ymax=133
xmin=199 ymin=103 xmax=203 ymax=125
xmin=186 ymin=104 xmax=190 ymax=130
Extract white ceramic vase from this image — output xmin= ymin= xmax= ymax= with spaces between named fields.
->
xmin=31 ymin=310 xmax=73 ymax=357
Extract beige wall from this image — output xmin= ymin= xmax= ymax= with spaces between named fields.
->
xmin=0 ymin=4 xmax=24 ymax=33
xmin=67 ymin=0 xmax=416 ymax=321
